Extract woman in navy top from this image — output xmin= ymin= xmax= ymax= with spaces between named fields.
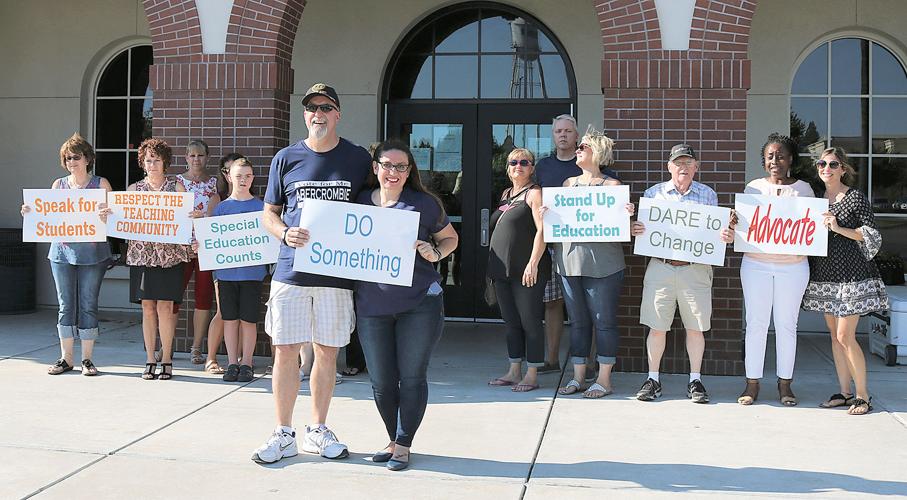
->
xmin=355 ymin=140 xmax=458 ymax=471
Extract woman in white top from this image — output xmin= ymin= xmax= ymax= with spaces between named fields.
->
xmin=738 ymin=133 xmax=815 ymax=406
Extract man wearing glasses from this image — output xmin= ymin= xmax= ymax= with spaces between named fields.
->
xmin=253 ymin=83 xmax=371 ymax=463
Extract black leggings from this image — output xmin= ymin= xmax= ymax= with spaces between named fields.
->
xmin=494 ymin=277 xmax=546 ymax=366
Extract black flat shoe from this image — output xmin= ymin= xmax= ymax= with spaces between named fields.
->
xmin=372 ymin=451 xmax=393 ymax=463
xmin=387 ymin=458 xmax=409 ymax=471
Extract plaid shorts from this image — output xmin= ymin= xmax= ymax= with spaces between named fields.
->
xmin=544 ymin=262 xmax=563 ymax=302
xmin=264 ymin=281 xmax=355 ymax=347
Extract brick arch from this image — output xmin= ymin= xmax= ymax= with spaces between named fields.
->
xmin=144 ymin=0 xmax=204 ymax=62
xmin=226 ymin=0 xmax=304 ymax=64
xmin=689 ymin=0 xmax=755 ymax=60
xmin=597 ymin=0 xmax=661 ymax=59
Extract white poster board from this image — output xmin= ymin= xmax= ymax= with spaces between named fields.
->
xmin=22 ymin=189 xmax=107 ymax=242
xmin=193 ymin=212 xmax=280 ymax=271
xmin=633 ymin=198 xmax=730 ymax=266
xmin=542 ymin=185 xmax=631 ymax=242
xmin=106 ymin=191 xmax=194 ymax=244
xmin=734 ymin=194 xmax=828 ymax=256
xmin=294 ymin=199 xmax=420 ymax=286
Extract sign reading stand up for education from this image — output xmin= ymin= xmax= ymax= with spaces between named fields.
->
xmin=22 ymin=189 xmax=107 ymax=242
xmin=294 ymin=199 xmax=420 ymax=286
xmin=734 ymin=194 xmax=829 ymax=256
xmin=542 ymin=185 xmax=631 ymax=242
xmin=193 ymin=212 xmax=280 ymax=271
xmin=633 ymin=198 xmax=731 ymax=266
xmin=106 ymin=191 xmax=194 ymax=244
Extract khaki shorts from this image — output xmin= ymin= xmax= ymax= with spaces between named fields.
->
xmin=264 ymin=281 xmax=355 ymax=347
xmin=639 ymin=259 xmax=713 ymax=332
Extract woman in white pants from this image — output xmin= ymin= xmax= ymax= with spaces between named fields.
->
xmin=738 ymin=133 xmax=814 ymax=406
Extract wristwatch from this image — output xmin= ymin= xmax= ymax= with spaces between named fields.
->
xmin=282 ymin=227 xmax=290 ymax=245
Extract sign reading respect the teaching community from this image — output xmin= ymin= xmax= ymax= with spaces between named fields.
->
xmin=542 ymin=185 xmax=630 ymax=242
xmin=294 ymin=199 xmax=420 ymax=286
xmin=633 ymin=198 xmax=731 ymax=266
xmin=734 ymin=194 xmax=829 ymax=256
xmin=193 ymin=212 xmax=280 ymax=271
xmin=22 ymin=189 xmax=107 ymax=242
xmin=106 ymin=191 xmax=194 ymax=244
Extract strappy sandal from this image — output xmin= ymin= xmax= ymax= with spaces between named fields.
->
xmin=737 ymin=378 xmax=760 ymax=405
xmin=778 ymin=378 xmax=797 ymax=406
xmin=81 ymin=359 xmax=99 ymax=376
xmin=142 ymin=362 xmax=158 ymax=380
xmin=48 ymin=358 xmax=74 ymax=375
xmin=819 ymin=392 xmax=854 ymax=408
xmin=205 ymin=360 xmax=225 ymax=374
xmin=558 ymin=379 xmax=582 ymax=395
xmin=848 ymin=397 xmax=873 ymax=415
xmin=190 ymin=347 xmax=204 ymax=365
xmin=158 ymin=363 xmax=173 ymax=381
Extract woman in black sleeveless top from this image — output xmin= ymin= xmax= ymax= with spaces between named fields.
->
xmin=487 ymin=148 xmax=551 ymax=392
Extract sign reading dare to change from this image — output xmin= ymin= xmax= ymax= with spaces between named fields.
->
xmin=542 ymin=185 xmax=631 ymax=242
xmin=734 ymin=194 xmax=829 ymax=256
xmin=294 ymin=199 xmax=420 ymax=286
xmin=633 ymin=198 xmax=731 ymax=266
xmin=106 ymin=191 xmax=194 ymax=244
xmin=193 ymin=212 xmax=280 ymax=271
xmin=22 ymin=189 xmax=107 ymax=242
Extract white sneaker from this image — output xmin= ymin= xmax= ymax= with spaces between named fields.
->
xmin=302 ymin=425 xmax=349 ymax=459
xmin=251 ymin=428 xmax=298 ymax=464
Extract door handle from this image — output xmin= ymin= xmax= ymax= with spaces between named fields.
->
xmin=480 ymin=208 xmax=490 ymax=247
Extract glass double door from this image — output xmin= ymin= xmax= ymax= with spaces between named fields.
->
xmin=387 ymin=103 xmax=570 ymax=319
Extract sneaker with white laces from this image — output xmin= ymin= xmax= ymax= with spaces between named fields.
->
xmin=251 ymin=428 xmax=298 ymax=464
xmin=688 ymin=379 xmax=710 ymax=404
xmin=302 ymin=425 xmax=349 ymax=459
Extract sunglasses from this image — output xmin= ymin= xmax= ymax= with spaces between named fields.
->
xmin=508 ymin=159 xmax=532 ymax=166
xmin=576 ymin=143 xmax=591 ymax=151
xmin=304 ymin=104 xmax=338 ymax=113
xmin=815 ymin=160 xmax=841 ymax=169
xmin=378 ymin=161 xmax=410 ymax=172
xmin=64 ymin=155 xmax=83 ymax=162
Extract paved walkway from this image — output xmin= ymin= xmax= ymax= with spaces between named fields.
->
xmin=2 ymin=310 xmax=906 ymax=499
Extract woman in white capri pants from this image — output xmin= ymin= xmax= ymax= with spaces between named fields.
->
xmin=738 ymin=133 xmax=815 ymax=406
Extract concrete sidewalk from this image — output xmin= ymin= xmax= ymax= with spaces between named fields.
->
xmin=1 ymin=310 xmax=906 ymax=499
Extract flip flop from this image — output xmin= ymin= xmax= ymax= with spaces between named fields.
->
xmin=819 ymin=393 xmax=854 ymax=408
xmin=558 ymin=379 xmax=582 ymax=395
xmin=512 ymin=383 xmax=539 ymax=392
xmin=488 ymin=378 xmax=515 ymax=386
xmin=583 ymin=383 xmax=613 ymax=399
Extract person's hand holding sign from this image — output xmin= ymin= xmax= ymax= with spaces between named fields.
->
xmin=626 ymin=202 xmax=635 ymax=216
xmin=822 ymin=211 xmax=839 ymax=234
xmin=631 ymin=221 xmax=646 ymax=237
xmin=283 ymin=226 xmax=310 ymax=248
xmin=415 ymin=240 xmax=441 ymax=263
xmin=98 ymin=202 xmax=112 ymax=223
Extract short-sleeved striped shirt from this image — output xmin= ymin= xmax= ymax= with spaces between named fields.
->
xmin=642 ymin=180 xmax=718 ymax=206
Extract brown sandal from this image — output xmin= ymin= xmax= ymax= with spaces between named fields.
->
xmin=778 ymin=378 xmax=797 ymax=406
xmin=737 ymin=378 xmax=759 ymax=405
xmin=48 ymin=358 xmax=74 ymax=375
xmin=205 ymin=360 xmax=225 ymax=374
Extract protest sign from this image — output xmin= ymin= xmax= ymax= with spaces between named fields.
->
xmin=106 ymin=191 xmax=193 ymax=244
xmin=734 ymin=194 xmax=828 ymax=256
xmin=633 ymin=198 xmax=730 ymax=266
xmin=22 ymin=189 xmax=107 ymax=242
xmin=294 ymin=199 xmax=419 ymax=286
xmin=542 ymin=185 xmax=630 ymax=242
xmin=193 ymin=212 xmax=279 ymax=271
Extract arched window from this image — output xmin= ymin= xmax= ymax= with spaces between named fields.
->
xmin=94 ymin=45 xmax=153 ymax=191
xmin=790 ymin=38 xmax=907 ymax=215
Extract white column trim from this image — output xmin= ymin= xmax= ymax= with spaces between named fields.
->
xmin=195 ymin=0 xmax=234 ymax=55
xmin=654 ymin=0 xmax=696 ymax=51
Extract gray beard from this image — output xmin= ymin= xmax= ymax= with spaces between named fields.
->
xmin=309 ymin=125 xmax=328 ymax=140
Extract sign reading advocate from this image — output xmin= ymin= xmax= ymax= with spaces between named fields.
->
xmin=294 ymin=199 xmax=420 ymax=286
xmin=193 ymin=212 xmax=280 ymax=271
xmin=633 ymin=198 xmax=731 ymax=266
xmin=734 ymin=194 xmax=829 ymax=256
xmin=106 ymin=191 xmax=194 ymax=244
xmin=542 ymin=185 xmax=630 ymax=242
xmin=22 ymin=189 xmax=107 ymax=242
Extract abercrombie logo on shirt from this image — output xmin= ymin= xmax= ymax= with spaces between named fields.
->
xmin=292 ymin=180 xmax=352 ymax=202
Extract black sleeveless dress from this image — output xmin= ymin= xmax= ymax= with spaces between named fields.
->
xmin=487 ymin=185 xmax=551 ymax=281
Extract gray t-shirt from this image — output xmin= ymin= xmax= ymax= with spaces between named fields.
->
xmin=552 ymin=178 xmax=626 ymax=278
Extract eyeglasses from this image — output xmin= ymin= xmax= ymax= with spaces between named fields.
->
xmin=508 ymin=159 xmax=532 ymax=167
xmin=576 ymin=143 xmax=590 ymax=151
xmin=304 ymin=104 xmax=338 ymax=113
xmin=815 ymin=160 xmax=841 ymax=169
xmin=64 ymin=155 xmax=83 ymax=162
xmin=378 ymin=161 xmax=410 ymax=172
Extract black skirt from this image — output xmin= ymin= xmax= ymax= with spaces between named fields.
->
xmin=130 ymin=264 xmax=185 ymax=304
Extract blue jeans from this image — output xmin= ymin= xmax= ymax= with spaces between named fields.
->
xmin=357 ymin=293 xmax=444 ymax=447
xmin=49 ymin=261 xmax=108 ymax=340
xmin=561 ymin=270 xmax=624 ymax=366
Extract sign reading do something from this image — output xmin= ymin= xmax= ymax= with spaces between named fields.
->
xmin=22 ymin=189 xmax=107 ymax=242
xmin=542 ymin=185 xmax=630 ymax=242
xmin=193 ymin=212 xmax=280 ymax=271
xmin=106 ymin=191 xmax=194 ymax=244
xmin=294 ymin=199 xmax=419 ymax=286
xmin=633 ymin=198 xmax=731 ymax=266
xmin=734 ymin=194 xmax=828 ymax=256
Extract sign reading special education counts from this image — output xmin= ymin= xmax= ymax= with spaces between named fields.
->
xmin=294 ymin=199 xmax=420 ymax=286
xmin=193 ymin=212 xmax=280 ymax=271
xmin=106 ymin=191 xmax=194 ymax=244
xmin=734 ymin=194 xmax=829 ymax=256
xmin=633 ymin=198 xmax=731 ymax=266
xmin=542 ymin=185 xmax=631 ymax=242
xmin=22 ymin=189 xmax=107 ymax=242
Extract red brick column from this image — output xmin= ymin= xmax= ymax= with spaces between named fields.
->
xmin=143 ymin=0 xmax=304 ymax=355
xmin=596 ymin=0 xmax=756 ymax=375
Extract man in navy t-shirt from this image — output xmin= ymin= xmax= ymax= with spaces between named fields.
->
xmin=252 ymin=83 xmax=371 ymax=464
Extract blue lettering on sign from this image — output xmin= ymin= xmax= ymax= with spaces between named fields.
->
xmin=344 ymin=213 xmax=373 ymax=236
xmin=309 ymin=241 xmax=401 ymax=278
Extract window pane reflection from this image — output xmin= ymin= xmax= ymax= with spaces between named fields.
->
xmin=97 ymin=51 xmax=128 ymax=96
xmin=490 ymin=123 xmax=552 ymax=202
xmin=130 ymin=46 xmax=153 ymax=97
xmin=872 ymin=97 xmax=907 ymax=154
xmin=850 ymin=156 xmax=869 ymax=195
xmin=871 ymin=157 xmax=907 ymax=214
xmin=435 ymin=55 xmax=477 ymax=98
xmin=872 ymin=43 xmax=907 ymax=95
xmin=96 ymin=152 xmax=127 ymax=191
xmin=390 ymin=55 xmax=432 ymax=99
xmin=830 ymin=97 xmax=868 ymax=153
xmin=790 ymin=97 xmax=827 ymax=153
xmin=95 ymin=99 xmax=127 ymax=149
xmin=128 ymin=99 xmax=153 ymax=149
xmin=792 ymin=43 xmax=827 ymax=94
xmin=435 ymin=17 xmax=477 ymax=52
xmin=831 ymin=38 xmax=869 ymax=95
xmin=540 ymin=55 xmax=569 ymax=98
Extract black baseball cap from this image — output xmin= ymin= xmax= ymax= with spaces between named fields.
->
xmin=302 ymin=83 xmax=340 ymax=108
xmin=668 ymin=143 xmax=697 ymax=162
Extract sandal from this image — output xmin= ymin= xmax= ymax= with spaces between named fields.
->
xmin=819 ymin=392 xmax=854 ymax=408
xmin=341 ymin=367 xmax=363 ymax=377
xmin=488 ymin=377 xmax=515 ymax=386
xmin=778 ymin=378 xmax=797 ymax=406
xmin=511 ymin=383 xmax=539 ymax=392
xmin=847 ymin=397 xmax=873 ymax=415
xmin=583 ymin=383 xmax=613 ymax=399
xmin=205 ymin=360 xmax=225 ymax=374
xmin=558 ymin=379 xmax=582 ymax=395
xmin=190 ymin=347 xmax=204 ymax=365
xmin=81 ymin=359 xmax=99 ymax=376
xmin=142 ymin=362 xmax=158 ymax=380
xmin=48 ymin=359 xmax=74 ymax=375
xmin=158 ymin=363 xmax=173 ymax=381
xmin=737 ymin=378 xmax=760 ymax=405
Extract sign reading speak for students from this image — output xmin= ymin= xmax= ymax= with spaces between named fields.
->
xmin=734 ymin=194 xmax=828 ymax=256
xmin=633 ymin=198 xmax=731 ymax=266
xmin=106 ymin=191 xmax=194 ymax=244
xmin=294 ymin=199 xmax=420 ymax=286
xmin=542 ymin=185 xmax=630 ymax=242
xmin=193 ymin=212 xmax=280 ymax=271
xmin=22 ymin=189 xmax=107 ymax=242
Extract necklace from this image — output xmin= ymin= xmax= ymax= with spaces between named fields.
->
xmin=68 ymin=175 xmax=91 ymax=189
xmin=145 ymin=176 xmax=166 ymax=191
